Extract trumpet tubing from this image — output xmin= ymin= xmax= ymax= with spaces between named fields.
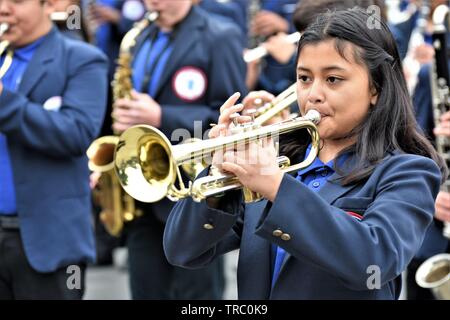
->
xmin=248 ymin=83 xmax=298 ymax=125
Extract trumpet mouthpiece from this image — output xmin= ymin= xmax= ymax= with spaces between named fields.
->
xmin=305 ymin=109 xmax=321 ymax=124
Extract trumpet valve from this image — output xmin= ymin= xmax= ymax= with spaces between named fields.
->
xmin=229 ymin=112 xmax=243 ymax=135
xmin=229 ymin=112 xmax=241 ymax=126
xmin=243 ymin=108 xmax=257 ymax=122
xmin=253 ymin=98 xmax=263 ymax=107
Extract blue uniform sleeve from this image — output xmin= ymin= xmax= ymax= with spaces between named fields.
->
xmin=165 ymin=154 xmax=441 ymax=289
xmin=163 ymin=175 xmax=244 ymax=268
xmin=0 ymin=49 xmax=108 ymax=158
xmin=255 ymin=155 xmax=441 ymax=290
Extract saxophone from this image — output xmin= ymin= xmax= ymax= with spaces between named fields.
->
xmin=87 ymin=12 xmax=159 ymax=236
xmin=247 ymin=0 xmax=263 ymax=49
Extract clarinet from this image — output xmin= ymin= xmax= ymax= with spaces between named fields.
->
xmin=430 ymin=4 xmax=450 ymax=238
xmin=247 ymin=0 xmax=264 ymax=49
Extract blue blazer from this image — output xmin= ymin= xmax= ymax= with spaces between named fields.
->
xmin=132 ymin=6 xmax=247 ymax=222
xmin=164 ymin=153 xmax=442 ymax=299
xmin=0 ymin=28 xmax=108 ymax=272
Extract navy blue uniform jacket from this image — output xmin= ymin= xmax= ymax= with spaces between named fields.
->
xmin=0 ymin=28 xmax=108 ymax=272
xmin=164 ymin=152 xmax=441 ymax=299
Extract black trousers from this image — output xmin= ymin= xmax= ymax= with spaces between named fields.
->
xmin=126 ymin=212 xmax=225 ymax=300
xmin=0 ymin=228 xmax=86 ymax=300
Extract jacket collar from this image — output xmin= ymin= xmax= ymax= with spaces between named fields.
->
xmin=18 ymin=26 xmax=58 ymax=96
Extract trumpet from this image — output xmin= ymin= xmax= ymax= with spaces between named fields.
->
xmin=415 ymin=254 xmax=450 ymax=299
xmin=244 ymin=32 xmax=301 ymax=63
xmin=114 ymin=109 xmax=320 ymax=204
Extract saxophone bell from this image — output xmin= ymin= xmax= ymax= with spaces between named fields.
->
xmin=415 ymin=254 xmax=450 ymax=300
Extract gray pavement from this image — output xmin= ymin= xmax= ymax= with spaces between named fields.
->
xmin=84 ymin=248 xmax=238 ymax=300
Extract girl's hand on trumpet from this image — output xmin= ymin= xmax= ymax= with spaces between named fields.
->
xmin=242 ymin=90 xmax=290 ymax=125
xmin=221 ymin=138 xmax=283 ymax=202
xmin=209 ymin=92 xmax=283 ymax=202
xmin=242 ymin=90 xmax=275 ymax=112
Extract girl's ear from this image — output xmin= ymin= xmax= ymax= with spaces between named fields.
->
xmin=370 ymin=86 xmax=378 ymax=106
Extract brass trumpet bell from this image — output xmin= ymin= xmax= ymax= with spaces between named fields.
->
xmin=114 ymin=125 xmax=191 ymax=203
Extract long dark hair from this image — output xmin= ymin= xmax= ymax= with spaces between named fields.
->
xmin=283 ymin=7 xmax=448 ymax=185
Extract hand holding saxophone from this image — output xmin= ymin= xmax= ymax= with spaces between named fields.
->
xmin=112 ymin=90 xmax=161 ymax=133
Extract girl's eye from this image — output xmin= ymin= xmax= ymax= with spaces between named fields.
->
xmin=298 ymin=75 xmax=310 ymax=83
xmin=327 ymin=76 xmax=342 ymax=84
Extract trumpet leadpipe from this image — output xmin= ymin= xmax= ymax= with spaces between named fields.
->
xmin=189 ymin=110 xmax=321 ymax=202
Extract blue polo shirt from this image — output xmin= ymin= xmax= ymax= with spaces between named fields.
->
xmin=132 ymin=30 xmax=174 ymax=97
xmin=271 ymin=144 xmax=350 ymax=287
xmin=0 ymin=37 xmax=44 ymax=215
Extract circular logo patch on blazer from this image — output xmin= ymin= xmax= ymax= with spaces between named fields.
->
xmin=172 ymin=67 xmax=207 ymax=102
